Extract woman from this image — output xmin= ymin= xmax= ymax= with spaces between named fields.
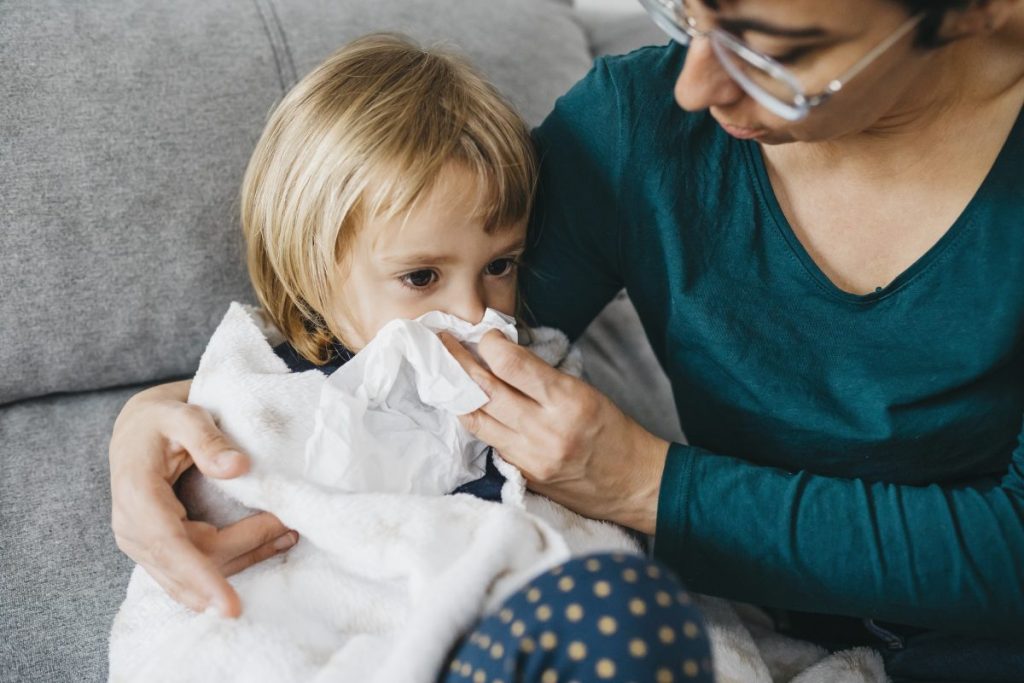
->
xmin=110 ymin=0 xmax=1024 ymax=679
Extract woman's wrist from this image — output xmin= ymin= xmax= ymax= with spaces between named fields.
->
xmin=620 ymin=427 xmax=670 ymax=535
xmin=137 ymin=378 xmax=192 ymax=403
xmin=112 ymin=379 xmax=195 ymax=479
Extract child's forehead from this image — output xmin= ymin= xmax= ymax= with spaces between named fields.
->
xmin=364 ymin=164 xmax=523 ymax=247
xmin=367 ymin=208 xmax=526 ymax=261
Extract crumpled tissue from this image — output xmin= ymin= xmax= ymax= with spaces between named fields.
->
xmin=304 ymin=308 xmax=518 ymax=495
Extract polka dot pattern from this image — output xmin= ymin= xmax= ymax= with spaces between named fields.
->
xmin=438 ymin=553 xmax=713 ymax=683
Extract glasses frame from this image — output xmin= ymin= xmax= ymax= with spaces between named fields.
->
xmin=639 ymin=0 xmax=925 ymax=121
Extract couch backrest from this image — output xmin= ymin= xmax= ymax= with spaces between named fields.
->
xmin=0 ymin=0 xmax=592 ymax=406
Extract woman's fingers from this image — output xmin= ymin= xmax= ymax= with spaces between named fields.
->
xmin=143 ymin=531 xmax=242 ymax=617
xmin=120 ymin=474 xmax=243 ymax=616
xmin=439 ymin=333 xmax=536 ymax=433
xmin=457 ymin=408 xmax=521 ymax=461
xmin=197 ymin=512 xmax=294 ymax=567
xmin=219 ymin=530 xmax=299 ymax=579
xmin=162 ymin=403 xmax=250 ymax=480
xmin=476 ymin=329 xmax=561 ymax=404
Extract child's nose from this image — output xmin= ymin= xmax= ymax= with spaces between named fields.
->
xmin=448 ymin=286 xmax=486 ymax=324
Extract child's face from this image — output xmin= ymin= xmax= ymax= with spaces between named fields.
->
xmin=330 ymin=164 xmax=527 ymax=350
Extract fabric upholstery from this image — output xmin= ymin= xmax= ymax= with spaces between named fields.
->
xmin=0 ymin=386 xmax=137 ymax=682
xmin=580 ymin=9 xmax=667 ymax=57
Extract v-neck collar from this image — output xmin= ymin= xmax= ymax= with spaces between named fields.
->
xmin=741 ymin=103 xmax=1024 ymax=305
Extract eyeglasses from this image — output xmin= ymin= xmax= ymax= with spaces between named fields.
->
xmin=639 ymin=0 xmax=925 ymax=121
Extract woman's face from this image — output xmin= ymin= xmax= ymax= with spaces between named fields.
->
xmin=674 ymin=0 xmax=942 ymax=144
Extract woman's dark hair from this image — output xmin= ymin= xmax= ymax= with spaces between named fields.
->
xmin=699 ymin=0 xmax=972 ymax=48
xmin=896 ymin=0 xmax=971 ymax=47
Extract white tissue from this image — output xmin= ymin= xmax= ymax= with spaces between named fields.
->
xmin=304 ymin=308 xmax=518 ymax=495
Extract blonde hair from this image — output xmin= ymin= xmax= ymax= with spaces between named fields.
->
xmin=240 ymin=33 xmax=537 ymax=363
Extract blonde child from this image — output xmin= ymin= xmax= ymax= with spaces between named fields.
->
xmin=111 ymin=34 xmax=712 ymax=683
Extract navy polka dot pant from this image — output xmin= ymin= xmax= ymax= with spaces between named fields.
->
xmin=438 ymin=553 xmax=714 ymax=683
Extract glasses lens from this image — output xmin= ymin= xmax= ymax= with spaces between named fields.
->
xmin=710 ymin=38 xmax=808 ymax=121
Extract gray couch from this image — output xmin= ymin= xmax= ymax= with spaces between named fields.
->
xmin=0 ymin=1 xmax=674 ymax=680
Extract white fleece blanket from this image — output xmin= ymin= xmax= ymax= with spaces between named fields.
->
xmin=108 ymin=303 xmax=889 ymax=683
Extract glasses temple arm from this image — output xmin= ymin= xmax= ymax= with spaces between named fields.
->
xmin=825 ymin=13 xmax=926 ymax=94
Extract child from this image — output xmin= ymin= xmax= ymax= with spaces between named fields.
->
xmin=109 ymin=34 xmax=717 ymax=683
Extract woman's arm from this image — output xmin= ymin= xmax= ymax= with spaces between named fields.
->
xmin=655 ymin=435 xmax=1024 ymax=637
xmin=445 ymin=333 xmax=1024 ymax=637
xmin=109 ymin=380 xmax=296 ymax=616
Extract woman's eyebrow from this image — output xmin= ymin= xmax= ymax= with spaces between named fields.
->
xmin=716 ymin=16 xmax=827 ymax=39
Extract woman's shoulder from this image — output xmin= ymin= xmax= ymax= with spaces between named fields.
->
xmin=535 ymin=43 xmax=722 ymax=172
xmin=599 ymin=41 xmax=686 ymax=93
xmin=544 ymin=43 xmax=685 ymax=120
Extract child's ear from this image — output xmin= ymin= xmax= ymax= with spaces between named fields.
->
xmin=934 ymin=0 xmax=1019 ymax=43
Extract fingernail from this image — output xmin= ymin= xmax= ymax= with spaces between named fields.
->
xmin=274 ymin=532 xmax=298 ymax=551
xmin=213 ymin=450 xmax=242 ymax=472
xmin=211 ymin=596 xmax=231 ymax=618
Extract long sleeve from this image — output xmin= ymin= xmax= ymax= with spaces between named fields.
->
xmin=521 ymin=57 xmax=627 ymax=339
xmin=655 ymin=418 xmax=1024 ymax=638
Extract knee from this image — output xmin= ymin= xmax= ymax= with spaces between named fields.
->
xmin=494 ymin=552 xmax=714 ymax=681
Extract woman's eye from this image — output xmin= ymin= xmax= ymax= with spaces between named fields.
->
xmin=766 ymin=46 xmax=812 ymax=65
xmin=400 ymin=269 xmax=437 ymax=289
xmin=485 ymin=258 xmax=517 ymax=277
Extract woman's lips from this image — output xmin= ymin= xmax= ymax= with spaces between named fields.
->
xmin=720 ymin=122 xmax=768 ymax=140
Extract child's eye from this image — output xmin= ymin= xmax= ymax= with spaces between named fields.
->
xmin=485 ymin=258 xmax=517 ymax=277
xmin=399 ymin=269 xmax=438 ymax=289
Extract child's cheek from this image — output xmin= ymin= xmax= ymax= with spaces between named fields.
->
xmin=491 ymin=280 xmax=519 ymax=319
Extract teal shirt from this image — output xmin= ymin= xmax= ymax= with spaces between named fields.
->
xmin=522 ymin=43 xmax=1024 ymax=637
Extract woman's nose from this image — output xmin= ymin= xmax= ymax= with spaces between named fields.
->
xmin=674 ymin=39 xmax=744 ymax=112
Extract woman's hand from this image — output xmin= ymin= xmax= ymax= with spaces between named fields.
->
xmin=109 ymin=380 xmax=297 ymax=617
xmin=441 ymin=331 xmax=670 ymax=534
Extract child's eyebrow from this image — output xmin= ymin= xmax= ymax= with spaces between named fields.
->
xmin=495 ymin=238 xmax=527 ymax=254
xmin=381 ymin=252 xmax=456 ymax=266
xmin=381 ymin=239 xmax=526 ymax=267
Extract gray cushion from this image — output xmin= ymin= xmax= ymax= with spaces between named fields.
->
xmin=0 ymin=0 xmax=592 ymax=406
xmin=1 ymin=386 xmax=137 ymax=682
xmin=578 ymin=10 xmax=667 ymax=57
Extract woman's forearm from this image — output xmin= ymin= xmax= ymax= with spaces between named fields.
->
xmin=130 ymin=378 xmax=192 ymax=404
xmin=655 ymin=441 xmax=1024 ymax=636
